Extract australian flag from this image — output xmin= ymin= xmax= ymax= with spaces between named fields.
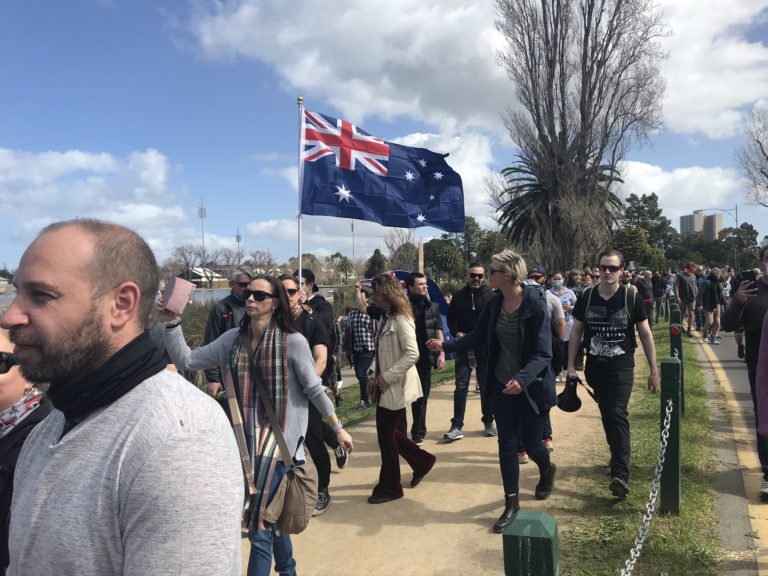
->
xmin=300 ymin=110 xmax=465 ymax=232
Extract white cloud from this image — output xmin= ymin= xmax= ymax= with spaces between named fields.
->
xmin=659 ymin=0 xmax=768 ymax=138
xmin=619 ymin=160 xmax=745 ymax=229
xmin=0 ymin=147 xmax=191 ymax=263
xmin=190 ymin=0 xmax=509 ymax=134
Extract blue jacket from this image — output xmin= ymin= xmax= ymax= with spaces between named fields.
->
xmin=444 ymin=285 xmax=555 ymax=413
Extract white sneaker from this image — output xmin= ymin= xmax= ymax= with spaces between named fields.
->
xmin=760 ymin=479 xmax=768 ymax=501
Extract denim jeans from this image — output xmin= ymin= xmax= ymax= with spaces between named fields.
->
xmin=491 ymin=376 xmax=551 ymax=495
xmin=451 ymin=349 xmax=493 ymax=429
xmin=353 ymin=349 xmax=375 ymax=403
xmin=248 ymin=463 xmax=296 ymax=576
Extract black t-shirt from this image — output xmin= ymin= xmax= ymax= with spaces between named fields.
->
xmin=296 ymin=312 xmax=330 ymax=349
xmin=573 ymin=285 xmax=647 ymax=367
xmin=635 ymin=279 xmax=653 ymax=300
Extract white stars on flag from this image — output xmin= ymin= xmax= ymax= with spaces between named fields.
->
xmin=335 ymin=184 xmax=352 ymax=203
xmin=405 ymin=170 xmax=416 ymax=182
xmin=433 ymin=172 xmax=444 ymax=181
xmin=418 ymin=158 xmax=427 ymax=168
xmin=429 ymin=194 xmax=435 ymax=200
xmin=416 ymin=213 xmax=426 ymax=223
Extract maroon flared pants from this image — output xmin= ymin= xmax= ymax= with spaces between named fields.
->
xmin=372 ymin=404 xmax=436 ymax=498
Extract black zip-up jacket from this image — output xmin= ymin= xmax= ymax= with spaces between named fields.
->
xmin=0 ymin=396 xmax=52 ymax=570
xmin=203 ymin=292 xmax=247 ymax=384
xmin=447 ymin=284 xmax=493 ymax=338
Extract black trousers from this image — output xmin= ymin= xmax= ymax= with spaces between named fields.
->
xmin=409 ymin=353 xmax=432 ymax=440
xmin=306 ymin=403 xmax=332 ymax=491
xmin=585 ymin=360 xmax=634 ymax=482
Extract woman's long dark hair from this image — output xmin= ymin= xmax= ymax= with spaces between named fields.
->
xmin=566 ymin=270 xmax=580 ymax=288
xmin=239 ymin=275 xmax=298 ymax=334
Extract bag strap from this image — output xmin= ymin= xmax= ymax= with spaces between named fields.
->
xmin=252 ymin=368 xmax=297 ymax=468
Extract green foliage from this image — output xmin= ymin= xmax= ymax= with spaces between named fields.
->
xmin=621 ymin=193 xmax=679 ymax=250
xmin=364 ymin=249 xmax=388 ymax=278
xmin=611 ymin=226 xmax=653 ymax=266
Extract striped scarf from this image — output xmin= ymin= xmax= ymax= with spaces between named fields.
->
xmin=225 ymin=318 xmax=288 ymax=530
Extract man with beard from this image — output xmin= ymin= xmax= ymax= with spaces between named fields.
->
xmin=0 ymin=220 xmax=243 ymax=575
xmin=444 ymin=263 xmax=495 ymax=440
xmin=406 ymin=272 xmax=446 ymax=445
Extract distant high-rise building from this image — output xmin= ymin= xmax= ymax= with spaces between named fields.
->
xmin=680 ymin=210 xmax=723 ymax=241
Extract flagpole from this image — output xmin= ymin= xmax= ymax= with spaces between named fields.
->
xmin=297 ymin=96 xmax=305 ymax=287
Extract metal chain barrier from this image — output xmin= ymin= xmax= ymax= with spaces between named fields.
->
xmin=620 ymin=397 xmax=674 ymax=576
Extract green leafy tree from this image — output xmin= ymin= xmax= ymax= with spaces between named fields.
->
xmin=442 ymin=216 xmax=483 ymax=262
xmin=621 ymin=193 xmax=679 ymax=249
xmin=611 ymin=226 xmax=653 ymax=267
xmin=364 ymin=249 xmax=388 ymax=278
xmin=719 ymin=223 xmax=759 ymax=269
xmin=475 ymin=229 xmax=510 ymax=268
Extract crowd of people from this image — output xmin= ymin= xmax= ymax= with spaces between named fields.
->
xmin=6 ymin=217 xmax=768 ymax=574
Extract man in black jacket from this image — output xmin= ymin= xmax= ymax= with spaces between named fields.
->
xmin=202 ymin=266 xmax=255 ymax=398
xmin=407 ymin=272 xmax=445 ymax=445
xmin=444 ymin=263 xmax=495 ymax=440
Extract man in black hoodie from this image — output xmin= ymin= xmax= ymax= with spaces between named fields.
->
xmin=444 ymin=263 xmax=495 ymax=440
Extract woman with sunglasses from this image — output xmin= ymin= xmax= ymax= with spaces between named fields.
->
xmin=161 ymin=275 xmax=354 ymax=576
xmin=367 ymin=273 xmax=436 ymax=504
xmin=427 ymin=249 xmax=557 ymax=533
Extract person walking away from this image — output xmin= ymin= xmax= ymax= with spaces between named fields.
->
xmin=444 ymin=263 xmax=495 ymax=441
xmin=567 ymin=249 xmax=660 ymax=499
xmin=701 ymin=268 xmax=723 ymax=344
xmin=675 ymin=262 xmax=698 ymax=336
xmin=347 ymin=283 xmax=376 ymax=409
xmin=162 ymin=275 xmax=354 ymax=575
xmin=2 ymin=219 xmax=244 ymax=575
xmin=549 ymin=272 xmax=577 ymax=384
xmin=636 ymin=271 xmax=654 ymax=328
xmin=203 ymin=266 xmax=256 ymax=398
xmin=406 ymin=272 xmax=446 ymax=445
xmin=722 ymin=245 xmax=768 ymax=500
xmin=651 ymin=271 xmax=665 ymax=325
xmin=427 ymin=250 xmax=557 ymax=533
xmin=367 ymin=274 xmax=436 ymax=504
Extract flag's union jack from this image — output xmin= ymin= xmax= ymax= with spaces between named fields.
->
xmin=303 ymin=110 xmax=390 ymax=176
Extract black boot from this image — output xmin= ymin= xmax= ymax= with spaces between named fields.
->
xmin=493 ymin=494 xmax=520 ymax=534
xmin=535 ymin=463 xmax=557 ymax=500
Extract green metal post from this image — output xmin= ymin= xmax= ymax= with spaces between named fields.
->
xmin=660 ymin=357 xmax=681 ymax=515
xmin=669 ymin=321 xmax=685 ymax=416
xmin=503 ymin=511 xmax=558 ymax=576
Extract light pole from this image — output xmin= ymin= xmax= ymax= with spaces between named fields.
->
xmin=701 ymin=205 xmax=738 ymax=271
xmin=235 ymin=228 xmax=242 ymax=264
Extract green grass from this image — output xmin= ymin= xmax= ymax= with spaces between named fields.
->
xmin=334 ymin=360 xmax=456 ymax=428
xmin=558 ymin=323 xmax=720 ymax=576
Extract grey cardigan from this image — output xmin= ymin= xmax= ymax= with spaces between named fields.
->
xmin=164 ymin=326 xmax=335 ymax=461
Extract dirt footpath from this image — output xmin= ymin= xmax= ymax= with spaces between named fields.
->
xmin=242 ymin=375 xmax=606 ymax=575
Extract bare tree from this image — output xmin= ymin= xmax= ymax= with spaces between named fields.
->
xmin=219 ymin=247 xmax=242 ymax=269
xmin=494 ymin=0 xmax=668 ymax=271
xmin=384 ymin=228 xmax=418 ymax=272
xmin=737 ymin=105 xmax=768 ymax=207
xmin=173 ymin=244 xmax=198 ymax=280
xmin=249 ymin=249 xmax=277 ymax=274
xmin=193 ymin=245 xmax=222 ymax=289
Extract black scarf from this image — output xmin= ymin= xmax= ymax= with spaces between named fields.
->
xmin=48 ymin=331 xmax=166 ymax=432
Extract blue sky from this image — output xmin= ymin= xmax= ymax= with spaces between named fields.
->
xmin=1 ymin=0 xmax=767 ymax=271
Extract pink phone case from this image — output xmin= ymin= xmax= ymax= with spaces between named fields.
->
xmin=162 ymin=277 xmax=196 ymax=315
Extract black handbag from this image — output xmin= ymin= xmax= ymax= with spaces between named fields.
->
xmin=557 ymin=373 xmax=596 ymax=412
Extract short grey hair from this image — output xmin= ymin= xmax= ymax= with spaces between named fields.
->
xmin=491 ymin=249 xmax=527 ymax=285
xmin=230 ymin=266 xmax=255 ymax=282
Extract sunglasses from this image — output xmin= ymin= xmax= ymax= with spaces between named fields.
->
xmin=236 ymin=282 xmax=250 ymax=288
xmin=0 ymin=352 xmax=15 ymax=375
xmin=285 ymin=288 xmax=299 ymax=296
xmin=598 ymin=265 xmax=622 ymax=273
xmin=242 ymin=289 xmax=275 ymax=302
xmin=489 ymin=268 xmax=504 ymax=275
xmin=469 ymin=273 xmax=484 ymax=279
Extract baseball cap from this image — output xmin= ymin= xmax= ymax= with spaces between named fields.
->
xmin=294 ymin=269 xmax=319 ymax=292
xmin=529 ymin=266 xmax=546 ymax=277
